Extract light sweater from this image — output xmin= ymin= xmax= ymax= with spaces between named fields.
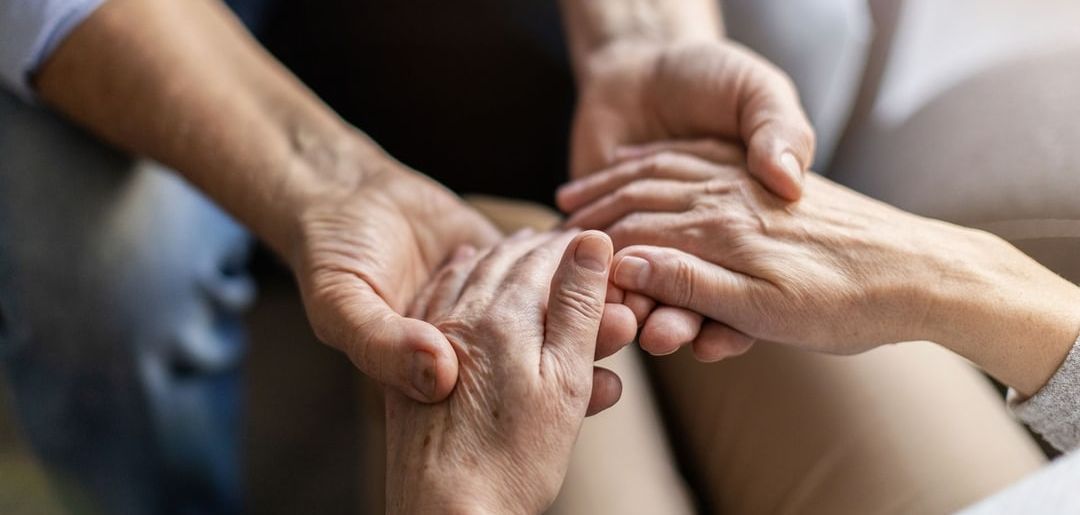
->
xmin=960 ymin=336 xmax=1080 ymax=513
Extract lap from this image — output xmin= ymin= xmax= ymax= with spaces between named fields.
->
xmin=651 ymin=342 xmax=1045 ymax=514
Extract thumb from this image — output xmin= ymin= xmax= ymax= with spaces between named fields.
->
xmin=661 ymin=43 xmax=815 ymax=201
xmin=543 ymin=231 xmax=613 ymax=376
xmin=310 ymin=280 xmax=459 ymax=403
xmin=740 ymin=67 xmax=816 ymax=201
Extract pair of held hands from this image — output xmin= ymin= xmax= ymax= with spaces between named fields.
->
xmin=294 ymin=39 xmax=816 ymax=406
xmin=294 ymin=39 xmax=1078 ymax=513
xmin=382 ymin=138 xmax=985 ymax=513
xmin=291 ymin=40 xmax=848 ymax=511
xmin=286 ymin=38 xmax=1080 ymax=514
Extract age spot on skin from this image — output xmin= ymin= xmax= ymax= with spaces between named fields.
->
xmin=422 ymin=435 xmax=431 ymax=449
xmin=492 ymin=408 xmax=500 ymax=420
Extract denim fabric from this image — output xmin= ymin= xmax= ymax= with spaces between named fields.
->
xmin=0 ymin=90 xmax=253 ymax=514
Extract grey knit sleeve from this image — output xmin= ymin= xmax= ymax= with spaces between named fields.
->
xmin=1008 ymin=333 xmax=1080 ymax=452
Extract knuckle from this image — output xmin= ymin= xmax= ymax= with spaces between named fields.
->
xmin=622 ymin=180 xmax=655 ymax=202
xmin=668 ymin=257 xmax=698 ymax=307
xmin=649 ymin=152 xmax=678 ymax=174
xmin=640 ymin=153 xmax=667 ymax=177
xmin=556 ymin=369 xmax=591 ymax=405
xmin=553 ymin=284 xmax=604 ymax=323
xmin=608 ymin=213 xmax=652 ymax=247
xmin=518 ymin=246 xmax=556 ymax=273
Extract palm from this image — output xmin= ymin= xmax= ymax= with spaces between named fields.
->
xmin=302 ymin=169 xmax=499 ymax=313
xmin=293 ymin=167 xmax=501 ymax=401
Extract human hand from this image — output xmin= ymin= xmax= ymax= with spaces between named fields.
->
xmin=386 ymin=231 xmax=619 ymax=514
xmin=563 ymin=144 xmax=1068 ymax=361
xmin=291 ymin=158 xmax=502 ymax=403
xmin=413 ymin=234 xmax=638 ymax=363
xmin=568 ymin=40 xmax=815 ymax=201
xmin=567 ymin=146 xmax=1080 ymax=396
xmin=562 ymin=141 xmax=748 ymax=356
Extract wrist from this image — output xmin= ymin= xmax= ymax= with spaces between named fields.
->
xmin=562 ymin=1 xmax=723 ymax=83
xmin=260 ymin=127 xmax=396 ymax=262
xmin=386 ymin=452 xmax=529 ymax=515
xmin=385 ymin=406 xmax=547 ymax=515
xmin=921 ymin=226 xmax=1080 ymax=395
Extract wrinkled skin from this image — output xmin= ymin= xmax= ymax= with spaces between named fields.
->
xmin=567 ymin=40 xmax=816 ymax=352
xmin=569 ymin=40 xmax=815 ymax=200
xmin=294 ymin=162 xmax=503 ymax=403
xmin=385 ymin=231 xmax=621 ymax=514
xmin=563 ymin=142 xmax=1010 ymax=358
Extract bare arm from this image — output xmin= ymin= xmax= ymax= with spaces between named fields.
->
xmin=34 ymin=0 xmax=366 ymax=258
xmin=32 ymin=0 xmax=512 ymax=403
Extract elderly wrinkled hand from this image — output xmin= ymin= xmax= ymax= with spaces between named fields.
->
xmin=385 ymin=230 xmax=624 ymax=514
xmin=560 ymin=142 xmax=1018 ymax=360
xmin=570 ymin=40 xmax=815 ymax=200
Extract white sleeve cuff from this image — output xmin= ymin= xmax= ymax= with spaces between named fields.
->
xmin=0 ymin=0 xmax=106 ymax=100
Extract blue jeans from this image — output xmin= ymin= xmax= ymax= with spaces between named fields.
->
xmin=0 ymin=92 xmax=254 ymax=514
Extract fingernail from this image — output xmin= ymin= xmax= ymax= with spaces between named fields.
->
xmin=614 ymin=256 xmax=650 ymax=289
xmin=575 ymin=234 xmax=609 ymax=272
xmin=411 ymin=351 xmax=437 ymax=400
xmin=780 ymin=152 xmax=804 ymax=187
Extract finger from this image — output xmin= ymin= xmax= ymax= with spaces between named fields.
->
xmin=638 ymin=306 xmax=704 ymax=356
xmin=423 ymin=246 xmax=483 ymax=322
xmin=622 ymin=291 xmax=656 ymax=327
xmin=457 ymin=230 xmax=565 ymax=304
xmin=746 ymin=121 xmax=815 ymax=202
xmin=656 ymin=43 xmax=814 ymax=201
xmin=691 ymin=320 xmax=756 ymax=362
xmin=612 ymin=139 xmax=746 ymax=167
xmin=317 ymin=280 xmax=459 ymax=403
xmin=606 ymin=212 xmax=693 ymax=252
xmin=586 ymin=367 xmax=623 ymax=417
xmin=740 ymin=71 xmax=815 ymax=202
xmin=543 ymin=231 xmax=613 ymax=380
xmin=611 ymin=245 xmax=766 ymax=326
xmin=606 ymin=282 xmax=625 ymax=304
xmin=408 ymin=244 xmax=476 ymax=319
xmin=595 ymin=303 xmax=637 ymax=360
xmin=563 ymin=179 xmax=700 ymax=230
xmin=557 ymin=152 xmax=732 ymax=213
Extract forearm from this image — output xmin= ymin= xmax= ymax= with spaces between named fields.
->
xmin=34 ymin=0 xmax=381 ymax=259
xmin=558 ymin=0 xmax=723 ymax=80
xmin=921 ymin=226 xmax=1080 ymax=397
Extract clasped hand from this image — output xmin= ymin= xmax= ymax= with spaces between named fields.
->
xmin=385 ymin=230 xmax=624 ymax=514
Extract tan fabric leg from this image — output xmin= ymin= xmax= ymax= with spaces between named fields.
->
xmin=548 ymin=347 xmax=696 ymax=515
xmin=651 ymin=342 xmax=1045 ymax=515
